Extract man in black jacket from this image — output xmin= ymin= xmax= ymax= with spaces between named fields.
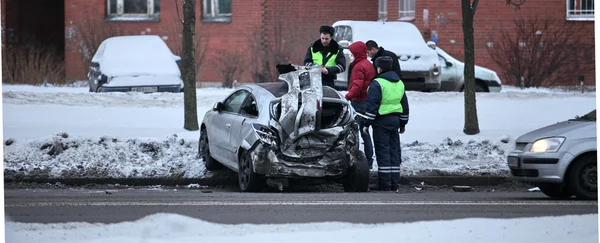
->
xmin=304 ymin=26 xmax=346 ymax=88
xmin=366 ymin=40 xmax=402 ymax=79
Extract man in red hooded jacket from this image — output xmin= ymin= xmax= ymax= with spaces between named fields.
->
xmin=345 ymin=41 xmax=376 ymax=168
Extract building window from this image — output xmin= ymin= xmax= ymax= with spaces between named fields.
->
xmin=106 ymin=0 xmax=160 ymax=22
xmin=399 ymin=0 xmax=415 ymax=21
xmin=202 ymin=0 xmax=232 ymax=22
xmin=379 ymin=0 xmax=388 ymax=21
xmin=567 ymin=0 xmax=594 ymax=20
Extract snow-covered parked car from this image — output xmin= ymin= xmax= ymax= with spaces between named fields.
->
xmin=507 ymin=110 xmax=597 ymax=200
xmin=428 ymin=42 xmax=502 ymax=92
xmin=332 ymin=20 xmax=442 ymax=92
xmin=87 ymin=35 xmax=184 ymax=93
xmin=198 ymin=64 xmax=370 ymax=192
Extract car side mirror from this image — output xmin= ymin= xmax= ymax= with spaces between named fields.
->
xmin=91 ymin=62 xmax=100 ymax=68
xmin=213 ymin=102 xmax=223 ymax=112
xmin=446 ymin=62 xmax=453 ymax=67
xmin=174 ymin=55 xmax=182 ymax=64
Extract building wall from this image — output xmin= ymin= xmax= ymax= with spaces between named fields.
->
xmin=385 ymin=0 xmax=595 ymax=86
xmin=63 ymin=0 xmax=378 ymax=83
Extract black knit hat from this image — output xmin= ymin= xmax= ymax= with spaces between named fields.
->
xmin=375 ymin=56 xmax=393 ymax=71
xmin=319 ymin=25 xmax=335 ymax=35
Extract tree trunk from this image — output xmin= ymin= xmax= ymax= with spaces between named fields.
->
xmin=461 ymin=0 xmax=480 ymax=135
xmin=182 ymin=0 xmax=199 ymax=131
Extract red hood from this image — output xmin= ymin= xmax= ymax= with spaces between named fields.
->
xmin=349 ymin=41 xmax=368 ymax=64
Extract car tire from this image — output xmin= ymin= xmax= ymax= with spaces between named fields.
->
xmin=537 ymin=183 xmax=573 ymax=199
xmin=343 ymin=150 xmax=370 ymax=192
xmin=199 ymin=128 xmax=223 ymax=171
xmin=238 ymin=149 xmax=265 ymax=192
xmin=567 ymin=153 xmax=597 ymax=200
xmin=475 ymin=81 xmax=488 ymax=92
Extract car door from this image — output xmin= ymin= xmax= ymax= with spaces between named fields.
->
xmin=227 ymin=94 xmax=260 ymax=164
xmin=438 ymin=54 xmax=458 ymax=89
xmin=210 ymin=89 xmax=249 ymax=166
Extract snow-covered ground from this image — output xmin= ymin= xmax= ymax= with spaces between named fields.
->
xmin=2 ymin=84 xmax=596 ymax=179
xmin=6 ymin=213 xmax=598 ymax=243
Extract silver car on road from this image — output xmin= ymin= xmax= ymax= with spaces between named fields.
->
xmin=507 ymin=110 xmax=597 ymax=200
xmin=199 ymin=65 xmax=370 ymax=192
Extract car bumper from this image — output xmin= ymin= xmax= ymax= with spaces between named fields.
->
xmin=507 ymin=150 xmax=573 ymax=183
xmin=400 ymin=70 xmax=441 ymax=91
xmin=250 ymin=142 xmax=351 ymax=178
xmin=99 ymin=85 xmax=182 ymax=93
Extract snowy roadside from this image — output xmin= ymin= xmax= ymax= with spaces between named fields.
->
xmin=3 ymin=133 xmax=510 ymax=180
xmin=3 ymin=84 xmax=596 ymax=182
xmin=6 ymin=213 xmax=598 ymax=243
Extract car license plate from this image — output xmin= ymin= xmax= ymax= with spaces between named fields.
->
xmin=508 ymin=156 xmax=520 ymax=168
xmin=131 ymin=86 xmax=158 ymax=92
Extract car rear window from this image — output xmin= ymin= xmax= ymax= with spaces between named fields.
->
xmin=256 ymin=82 xmax=289 ymax=97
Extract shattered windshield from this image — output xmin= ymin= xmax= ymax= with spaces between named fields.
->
xmin=570 ymin=110 xmax=596 ymax=122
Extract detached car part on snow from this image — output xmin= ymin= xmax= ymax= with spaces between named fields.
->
xmin=198 ymin=64 xmax=370 ymax=192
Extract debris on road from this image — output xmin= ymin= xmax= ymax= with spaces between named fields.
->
xmin=528 ymin=187 xmax=541 ymax=192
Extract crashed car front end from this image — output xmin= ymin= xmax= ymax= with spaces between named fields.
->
xmin=248 ymin=65 xmax=361 ymax=178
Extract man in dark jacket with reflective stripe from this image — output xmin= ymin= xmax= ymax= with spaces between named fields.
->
xmin=363 ymin=56 xmax=410 ymax=191
xmin=303 ymin=26 xmax=346 ymax=88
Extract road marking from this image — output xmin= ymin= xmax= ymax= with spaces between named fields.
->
xmin=5 ymin=200 xmax=597 ymax=207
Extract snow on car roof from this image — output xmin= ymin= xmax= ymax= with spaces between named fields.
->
xmin=97 ymin=35 xmax=181 ymax=77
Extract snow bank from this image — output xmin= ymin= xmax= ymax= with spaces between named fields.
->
xmin=4 ymin=134 xmax=208 ymax=180
xmin=2 ymin=84 xmax=596 ymax=180
xmin=6 ymin=213 xmax=598 ymax=243
xmin=3 ymin=133 xmax=510 ymax=180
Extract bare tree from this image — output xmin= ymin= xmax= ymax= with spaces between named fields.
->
xmin=181 ymin=0 xmax=199 ymax=131
xmin=461 ymin=0 xmax=527 ymax=135
xmin=72 ymin=16 xmax=123 ymax=76
xmin=245 ymin=3 xmax=311 ymax=83
xmin=168 ymin=15 xmax=211 ymax=75
xmin=487 ymin=17 xmax=589 ymax=88
xmin=461 ymin=0 xmax=480 ymax=135
xmin=214 ymin=49 xmax=247 ymax=88
xmin=2 ymin=43 xmax=65 ymax=85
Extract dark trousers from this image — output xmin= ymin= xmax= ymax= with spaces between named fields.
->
xmin=350 ymin=100 xmax=374 ymax=166
xmin=372 ymin=116 xmax=401 ymax=190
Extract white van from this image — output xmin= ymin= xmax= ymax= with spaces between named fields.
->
xmin=332 ymin=20 xmax=441 ymax=92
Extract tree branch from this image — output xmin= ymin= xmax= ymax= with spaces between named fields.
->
xmin=506 ymin=0 xmax=526 ymax=10
xmin=472 ymin=0 xmax=479 ymax=16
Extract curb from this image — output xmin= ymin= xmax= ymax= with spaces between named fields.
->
xmin=5 ymin=172 xmax=511 ymax=187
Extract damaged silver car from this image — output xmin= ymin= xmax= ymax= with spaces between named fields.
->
xmin=198 ymin=64 xmax=370 ymax=192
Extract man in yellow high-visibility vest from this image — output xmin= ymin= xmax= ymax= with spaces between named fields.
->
xmin=303 ymin=25 xmax=346 ymax=89
xmin=363 ymin=56 xmax=410 ymax=191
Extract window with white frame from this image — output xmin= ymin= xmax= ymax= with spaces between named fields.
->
xmin=106 ymin=0 xmax=160 ymax=21
xmin=203 ymin=0 xmax=232 ymax=22
xmin=399 ymin=0 xmax=415 ymax=21
xmin=379 ymin=0 xmax=388 ymax=21
xmin=567 ymin=0 xmax=594 ymax=20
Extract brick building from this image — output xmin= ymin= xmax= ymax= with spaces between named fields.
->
xmin=1 ymin=0 xmax=595 ymax=86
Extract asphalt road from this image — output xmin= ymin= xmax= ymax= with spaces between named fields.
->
xmin=5 ymin=185 xmax=597 ymax=224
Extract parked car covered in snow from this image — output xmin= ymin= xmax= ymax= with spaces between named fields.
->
xmin=332 ymin=20 xmax=442 ymax=92
xmin=507 ymin=110 xmax=597 ymax=200
xmin=428 ymin=42 xmax=502 ymax=92
xmin=198 ymin=64 xmax=370 ymax=192
xmin=87 ymin=35 xmax=183 ymax=93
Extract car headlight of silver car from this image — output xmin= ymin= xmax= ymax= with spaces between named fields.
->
xmin=252 ymin=123 xmax=279 ymax=147
xmin=530 ymin=137 xmax=565 ymax=153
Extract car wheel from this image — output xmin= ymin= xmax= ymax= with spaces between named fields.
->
xmin=537 ymin=183 xmax=573 ymax=199
xmin=238 ymin=149 xmax=265 ymax=192
xmin=199 ymin=128 xmax=223 ymax=170
xmin=343 ymin=150 xmax=370 ymax=192
xmin=567 ymin=153 xmax=597 ymax=200
xmin=475 ymin=81 xmax=489 ymax=92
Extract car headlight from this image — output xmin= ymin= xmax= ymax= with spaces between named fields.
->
xmin=252 ymin=123 xmax=279 ymax=147
xmin=530 ymin=137 xmax=565 ymax=153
